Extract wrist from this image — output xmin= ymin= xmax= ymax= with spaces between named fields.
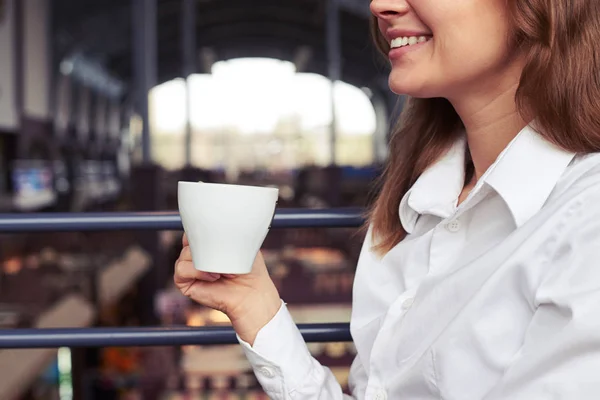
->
xmin=229 ymin=283 xmax=281 ymax=345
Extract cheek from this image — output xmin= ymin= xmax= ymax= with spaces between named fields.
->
xmin=434 ymin=22 xmax=511 ymax=80
xmin=385 ymin=6 xmax=513 ymax=96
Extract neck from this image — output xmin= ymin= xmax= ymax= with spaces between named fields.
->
xmin=449 ymin=82 xmax=527 ymax=181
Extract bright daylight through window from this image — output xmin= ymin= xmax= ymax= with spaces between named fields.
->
xmin=149 ymin=58 xmax=377 ymax=174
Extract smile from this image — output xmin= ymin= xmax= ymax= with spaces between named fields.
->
xmin=390 ymin=36 xmax=432 ymax=49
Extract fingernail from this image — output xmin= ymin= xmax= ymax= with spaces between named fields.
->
xmin=208 ymin=273 xmax=221 ymax=280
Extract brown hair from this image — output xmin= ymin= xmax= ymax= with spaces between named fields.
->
xmin=368 ymin=0 xmax=600 ymax=256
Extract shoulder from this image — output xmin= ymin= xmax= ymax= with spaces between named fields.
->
xmin=519 ymin=154 xmax=600 ymax=259
xmin=519 ymin=154 xmax=600 ymax=292
xmin=554 ymin=152 xmax=600 ymax=197
xmin=545 ymin=153 xmax=600 ymax=246
xmin=542 ymin=152 xmax=600 ymax=220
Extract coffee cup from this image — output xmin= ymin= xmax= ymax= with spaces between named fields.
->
xmin=177 ymin=181 xmax=278 ymax=274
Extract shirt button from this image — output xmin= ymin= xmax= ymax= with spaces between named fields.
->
xmin=374 ymin=389 xmax=387 ymax=400
xmin=258 ymin=366 xmax=275 ymax=378
xmin=446 ymin=219 xmax=460 ymax=232
xmin=401 ymin=297 xmax=414 ymax=310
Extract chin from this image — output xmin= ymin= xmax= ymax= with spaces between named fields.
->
xmin=388 ymin=74 xmax=431 ymax=97
xmin=389 ymin=82 xmax=424 ymax=97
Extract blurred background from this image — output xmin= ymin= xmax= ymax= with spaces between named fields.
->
xmin=0 ymin=0 xmax=403 ymax=398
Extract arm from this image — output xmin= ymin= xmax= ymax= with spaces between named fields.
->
xmin=484 ymin=189 xmax=600 ymax=399
xmin=238 ymin=301 xmax=367 ymax=399
xmin=174 ymin=230 xmax=370 ymax=398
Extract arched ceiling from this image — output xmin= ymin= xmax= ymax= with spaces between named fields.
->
xmin=52 ymin=0 xmax=393 ymax=96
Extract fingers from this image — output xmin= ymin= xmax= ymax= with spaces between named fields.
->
xmin=174 ymin=259 xmax=221 ymax=283
xmin=201 ymin=271 xmax=221 ymax=281
xmin=182 ymin=233 xmax=189 ymax=247
xmin=179 ymin=245 xmax=192 ymax=262
xmin=182 ymin=279 xmax=226 ymax=312
xmin=175 ymin=245 xmax=222 ymax=285
xmin=174 ymin=263 xmax=226 ymax=311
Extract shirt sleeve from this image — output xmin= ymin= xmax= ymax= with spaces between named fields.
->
xmin=237 ymin=301 xmax=365 ymax=399
xmin=484 ymin=187 xmax=600 ymax=400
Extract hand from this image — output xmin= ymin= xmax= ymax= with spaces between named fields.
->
xmin=174 ymin=234 xmax=282 ymax=345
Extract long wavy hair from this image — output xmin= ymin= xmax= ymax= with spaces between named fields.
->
xmin=368 ymin=0 xmax=600 ymax=256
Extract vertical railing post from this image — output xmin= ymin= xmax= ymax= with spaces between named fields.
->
xmin=132 ymin=0 xmax=157 ymax=164
xmin=71 ymin=347 xmax=85 ymax=400
xmin=326 ymin=0 xmax=342 ymax=166
xmin=182 ymin=0 xmax=197 ymax=166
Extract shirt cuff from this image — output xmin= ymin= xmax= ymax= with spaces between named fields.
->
xmin=237 ymin=300 xmax=315 ymax=396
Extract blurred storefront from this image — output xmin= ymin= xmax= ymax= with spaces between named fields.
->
xmin=0 ymin=0 xmax=392 ymax=397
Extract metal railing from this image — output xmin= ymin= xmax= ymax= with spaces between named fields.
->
xmin=0 ymin=208 xmax=364 ymax=232
xmin=0 ymin=208 xmax=364 ymax=349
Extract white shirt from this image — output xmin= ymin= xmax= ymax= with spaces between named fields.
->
xmin=238 ymin=124 xmax=600 ymax=399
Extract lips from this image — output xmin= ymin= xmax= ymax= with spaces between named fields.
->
xmin=390 ymin=36 xmax=431 ymax=49
xmin=385 ymin=28 xmax=433 ymax=44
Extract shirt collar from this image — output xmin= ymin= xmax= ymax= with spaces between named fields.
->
xmin=399 ymin=136 xmax=467 ymax=233
xmin=399 ymin=124 xmax=576 ymax=233
xmin=484 ymin=124 xmax=576 ymax=227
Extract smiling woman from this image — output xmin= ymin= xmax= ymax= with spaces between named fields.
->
xmin=173 ymin=0 xmax=600 ymax=399
xmin=148 ymin=58 xmax=378 ymax=171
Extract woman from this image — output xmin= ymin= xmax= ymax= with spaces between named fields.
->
xmin=175 ymin=0 xmax=600 ymax=398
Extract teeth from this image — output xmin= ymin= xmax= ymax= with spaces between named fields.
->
xmin=391 ymin=36 xmax=431 ymax=49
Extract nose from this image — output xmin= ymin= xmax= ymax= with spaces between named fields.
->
xmin=370 ymin=0 xmax=409 ymax=20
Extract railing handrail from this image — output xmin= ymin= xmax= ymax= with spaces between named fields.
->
xmin=0 ymin=208 xmax=365 ymax=232
xmin=0 ymin=323 xmax=351 ymax=348
xmin=0 ymin=208 xmax=361 ymax=350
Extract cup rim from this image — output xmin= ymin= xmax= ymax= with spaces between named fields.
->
xmin=178 ymin=181 xmax=279 ymax=193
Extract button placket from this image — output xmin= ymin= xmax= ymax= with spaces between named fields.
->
xmin=445 ymin=219 xmax=461 ymax=232
xmin=368 ymin=288 xmax=418 ymax=378
xmin=429 ymin=215 xmax=468 ymax=275
xmin=401 ymin=297 xmax=414 ymax=310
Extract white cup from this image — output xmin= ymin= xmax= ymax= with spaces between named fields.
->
xmin=177 ymin=181 xmax=279 ymax=274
